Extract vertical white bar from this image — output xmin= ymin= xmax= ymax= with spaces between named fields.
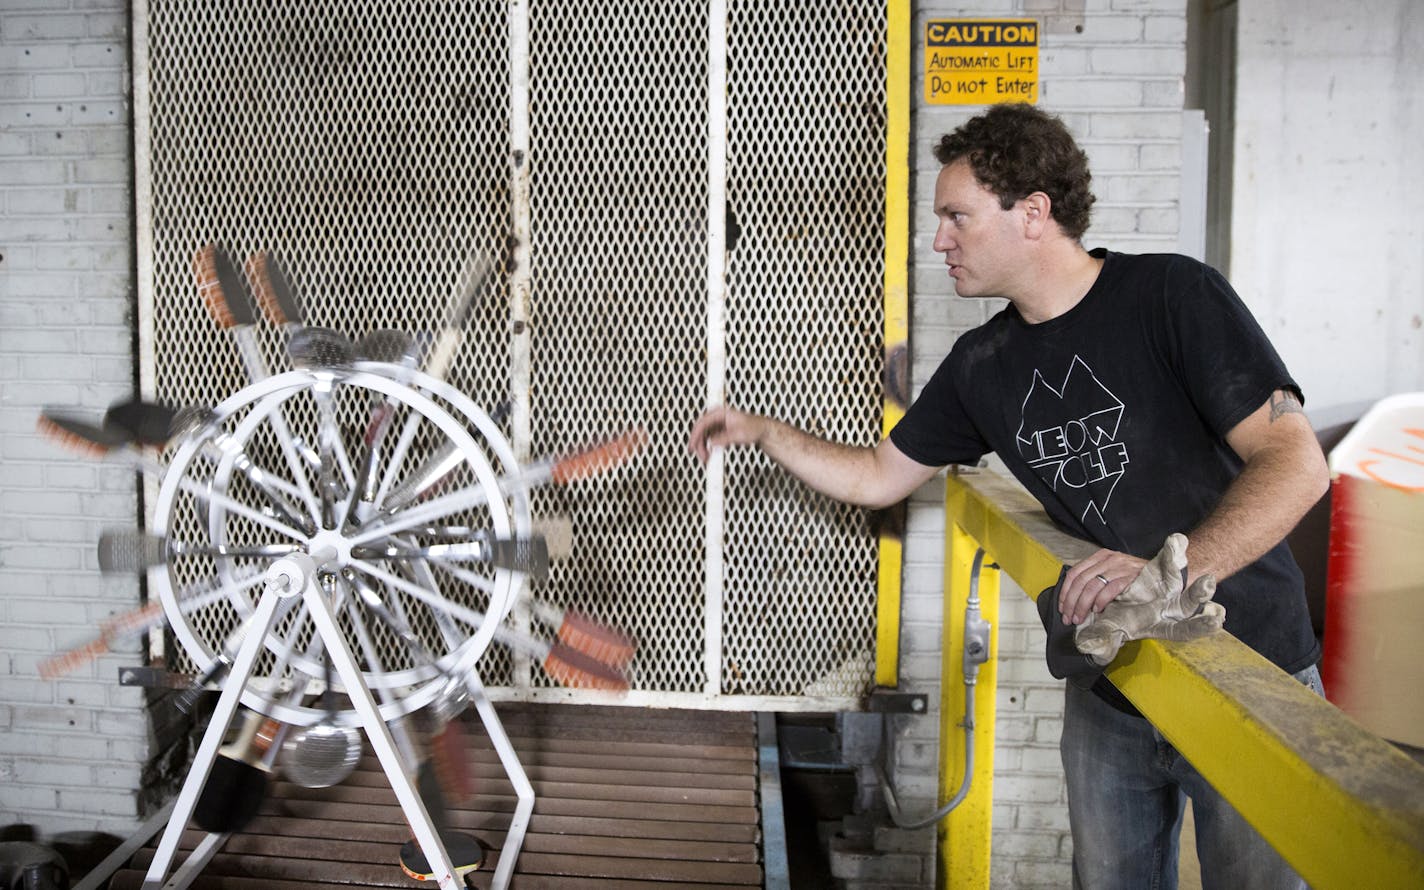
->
xmin=131 ymin=0 xmax=166 ymax=666
xmin=132 ymin=0 xmax=156 ymax=403
xmin=508 ymin=0 xmax=533 ymax=464
xmin=508 ymin=0 xmax=535 ymax=691
xmin=704 ymin=0 xmax=729 ymax=698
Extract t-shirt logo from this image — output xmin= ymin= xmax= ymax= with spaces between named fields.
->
xmin=1015 ymin=355 xmax=1129 ymax=527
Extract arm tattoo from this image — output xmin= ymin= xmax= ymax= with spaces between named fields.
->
xmin=1269 ymin=389 xmax=1304 ymax=422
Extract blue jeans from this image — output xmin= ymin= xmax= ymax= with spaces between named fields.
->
xmin=1061 ymin=666 xmax=1322 ymax=890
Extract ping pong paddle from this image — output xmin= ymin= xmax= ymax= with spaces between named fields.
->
xmin=398 ymin=830 xmax=486 ymax=884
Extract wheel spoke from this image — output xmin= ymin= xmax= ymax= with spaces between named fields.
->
xmin=136 ymin=366 xmax=528 ymax=729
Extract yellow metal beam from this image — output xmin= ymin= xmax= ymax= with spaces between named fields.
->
xmin=1112 ymin=639 xmax=1424 ymax=889
xmin=875 ymin=0 xmax=911 ymax=689
xmin=945 ymin=469 xmax=1424 ymax=890
xmin=945 ymin=469 xmax=1095 ymax=593
xmin=880 ymin=0 xmax=911 ymax=434
xmin=937 ymin=520 xmax=1000 ymax=889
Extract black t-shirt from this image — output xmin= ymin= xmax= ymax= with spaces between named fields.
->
xmin=891 ymin=249 xmax=1320 ymax=711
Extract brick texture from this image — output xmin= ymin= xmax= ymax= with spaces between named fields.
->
xmin=0 ymin=0 xmax=144 ymax=837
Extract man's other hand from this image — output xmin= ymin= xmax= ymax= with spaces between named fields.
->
xmin=1073 ymin=533 xmax=1225 ymax=665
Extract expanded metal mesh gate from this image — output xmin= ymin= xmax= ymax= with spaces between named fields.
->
xmin=134 ymin=0 xmax=890 ymax=710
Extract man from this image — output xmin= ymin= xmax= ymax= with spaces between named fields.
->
xmin=689 ymin=103 xmax=1328 ymax=888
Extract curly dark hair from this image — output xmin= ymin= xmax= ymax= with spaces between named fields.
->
xmin=934 ymin=104 xmax=1095 ymax=240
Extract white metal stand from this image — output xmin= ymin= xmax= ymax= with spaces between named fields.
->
xmin=143 ymin=550 xmax=523 ymax=890
xmin=129 ymin=365 xmax=540 ymax=889
xmin=465 ymin=671 xmax=535 ymax=889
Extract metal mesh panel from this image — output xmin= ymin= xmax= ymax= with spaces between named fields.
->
xmin=722 ymin=1 xmax=887 ymax=697
xmin=525 ymin=1 xmax=710 ymax=694
xmin=142 ymin=0 xmax=514 ymax=681
xmin=137 ymin=0 xmax=887 ymax=708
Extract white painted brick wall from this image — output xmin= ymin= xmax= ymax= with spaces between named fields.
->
xmin=0 ymin=0 xmax=144 ymax=837
xmin=1231 ymin=0 xmax=1424 ymax=412
xmin=889 ymin=2 xmax=1188 ymax=887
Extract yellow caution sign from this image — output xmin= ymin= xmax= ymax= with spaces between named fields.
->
xmin=925 ymin=19 xmax=1038 ymax=105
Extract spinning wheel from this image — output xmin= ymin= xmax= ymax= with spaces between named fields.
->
xmin=149 ymin=364 xmax=531 ymax=729
xmin=38 ymin=246 xmax=642 ymax=890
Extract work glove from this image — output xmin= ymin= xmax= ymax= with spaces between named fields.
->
xmin=1073 ymin=533 xmax=1226 ymax=665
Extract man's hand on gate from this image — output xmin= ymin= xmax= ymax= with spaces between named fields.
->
xmin=689 ymin=405 xmax=769 ymax=464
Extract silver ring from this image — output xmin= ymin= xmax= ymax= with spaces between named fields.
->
xmin=1095 ymin=574 xmax=1110 ymax=586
